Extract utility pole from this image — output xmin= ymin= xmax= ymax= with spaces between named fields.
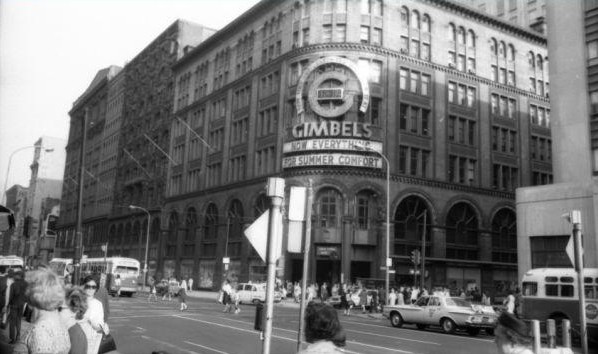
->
xmin=297 ymin=180 xmax=313 ymax=352
xmin=73 ymin=109 xmax=89 ymax=285
xmin=262 ymin=177 xmax=284 ymax=354
xmin=570 ymin=211 xmax=588 ymax=354
xmin=420 ymin=213 xmax=427 ymax=289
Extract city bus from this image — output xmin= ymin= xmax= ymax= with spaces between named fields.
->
xmin=521 ymin=268 xmax=598 ymax=347
xmin=49 ymin=257 xmax=140 ymax=297
xmin=0 ymin=255 xmax=24 ymax=272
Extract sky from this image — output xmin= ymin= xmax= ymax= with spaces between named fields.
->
xmin=0 ymin=0 xmax=259 ymax=196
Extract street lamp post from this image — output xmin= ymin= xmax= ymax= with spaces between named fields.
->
xmin=129 ymin=205 xmax=151 ymax=292
xmin=2 ymin=145 xmax=54 ymax=205
xmin=362 ymin=146 xmax=390 ymax=303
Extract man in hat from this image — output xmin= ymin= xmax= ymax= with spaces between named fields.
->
xmin=494 ymin=312 xmax=533 ymax=354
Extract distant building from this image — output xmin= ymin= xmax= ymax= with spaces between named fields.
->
xmin=517 ymin=1 xmax=598 ymax=276
xmin=23 ymin=137 xmax=66 ymax=264
xmin=450 ymin=0 xmax=547 ymax=33
xmin=1 ymin=184 xmax=28 ymax=255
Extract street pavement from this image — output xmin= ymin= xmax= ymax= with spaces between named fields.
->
xmin=104 ymin=290 xmax=500 ymax=354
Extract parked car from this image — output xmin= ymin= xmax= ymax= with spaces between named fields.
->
xmin=235 ymin=283 xmax=282 ymax=304
xmin=382 ymin=295 xmax=497 ymax=336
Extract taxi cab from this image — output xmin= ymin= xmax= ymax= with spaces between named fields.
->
xmin=235 ymin=283 xmax=282 ymax=304
xmin=382 ymin=295 xmax=497 ymax=336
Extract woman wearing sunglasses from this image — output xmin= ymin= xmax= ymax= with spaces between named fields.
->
xmin=82 ymin=275 xmax=106 ymax=354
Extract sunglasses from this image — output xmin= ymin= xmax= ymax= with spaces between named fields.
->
xmin=84 ymin=284 xmax=98 ymax=290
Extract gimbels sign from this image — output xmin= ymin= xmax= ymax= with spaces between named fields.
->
xmin=283 ymin=56 xmax=382 ymax=169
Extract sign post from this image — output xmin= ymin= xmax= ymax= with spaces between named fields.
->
xmin=564 ymin=210 xmax=588 ymax=354
xmin=261 ymin=178 xmax=284 ymax=354
xmin=297 ymin=180 xmax=314 ymax=352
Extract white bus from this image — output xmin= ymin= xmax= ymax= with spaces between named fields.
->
xmin=49 ymin=257 xmax=140 ymax=297
xmin=521 ymin=268 xmax=598 ymax=347
xmin=0 ymin=255 xmax=24 ymax=272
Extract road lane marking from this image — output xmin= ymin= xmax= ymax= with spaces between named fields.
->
xmin=346 ymin=329 xmax=440 ymax=345
xmin=185 ymin=341 xmax=230 ymax=354
xmin=141 ymin=335 xmax=200 ymax=354
xmin=111 ymin=314 xmax=173 ymax=319
xmin=174 ymin=315 xmax=415 ymax=354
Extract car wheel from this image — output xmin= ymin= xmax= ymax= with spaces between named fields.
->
xmin=390 ymin=312 xmax=403 ymax=328
xmin=416 ymin=324 xmax=427 ymax=330
xmin=467 ymin=328 xmax=480 ymax=336
xmin=441 ymin=318 xmax=457 ymax=334
xmin=485 ymin=328 xmax=495 ymax=336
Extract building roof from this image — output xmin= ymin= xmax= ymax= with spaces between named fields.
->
xmin=72 ymin=65 xmax=122 ymax=110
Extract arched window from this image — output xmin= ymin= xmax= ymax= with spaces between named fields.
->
xmin=185 ymin=207 xmax=197 ymax=242
xmin=490 ymin=38 xmax=497 ymax=55
xmin=508 ymin=44 xmax=515 ymax=61
xmin=528 ymin=52 xmax=535 ymax=69
xmin=411 ymin=10 xmax=420 ymax=29
xmin=316 ymin=188 xmax=342 ymax=228
xmin=116 ymin=224 xmax=124 ymax=250
xmin=400 ymin=6 xmax=409 ymax=26
xmin=491 ymin=208 xmax=517 ymax=263
xmin=448 ymin=23 xmax=456 ymax=41
xmin=393 ymin=196 xmax=431 ymax=256
xmin=355 ymin=190 xmax=378 ymax=230
xmin=227 ymin=199 xmax=244 ymax=239
xmin=421 ymin=14 xmax=431 ymax=32
xmin=467 ymin=30 xmax=475 ymax=48
xmin=537 ymin=54 xmax=543 ymax=71
xmin=445 ymin=202 xmax=479 ymax=260
xmin=205 ymin=204 xmax=218 ymax=240
xmin=151 ymin=218 xmax=160 ymax=244
xmin=457 ymin=27 xmax=466 ymax=45
xmin=499 ymin=41 xmax=506 ymax=58
xmin=124 ymin=223 xmax=132 ymax=246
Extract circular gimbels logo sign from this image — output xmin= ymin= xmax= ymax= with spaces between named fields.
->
xmin=587 ymin=304 xmax=598 ymax=320
xmin=295 ymin=56 xmax=370 ymax=119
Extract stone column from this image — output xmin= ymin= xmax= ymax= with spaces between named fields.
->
xmin=341 ymin=217 xmax=353 ymax=284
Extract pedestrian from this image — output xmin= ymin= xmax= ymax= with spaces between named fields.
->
xmin=221 ymin=279 xmax=232 ymax=313
xmin=410 ymin=286 xmax=419 ymax=304
xmin=294 ymin=282 xmax=302 ymax=303
xmin=12 ymin=269 xmax=71 ymax=354
xmin=148 ymin=282 xmax=158 ymax=302
xmin=180 ymin=278 xmax=187 ymax=294
xmin=59 ymin=286 xmax=89 ymax=354
xmin=7 ymin=270 xmax=27 ymax=344
xmin=397 ymin=287 xmax=405 ymax=305
xmin=297 ymin=302 xmax=345 ymax=354
xmin=348 ymin=287 xmax=360 ymax=316
xmin=0 ymin=266 xmax=8 ymax=328
xmin=359 ymin=287 xmax=367 ymax=313
xmin=494 ymin=312 xmax=533 ymax=354
xmin=82 ymin=275 xmax=107 ymax=354
xmin=178 ymin=286 xmax=188 ymax=311
xmin=188 ymin=277 xmax=193 ymax=292
xmin=504 ymin=291 xmax=516 ymax=314
xmin=388 ymin=288 xmax=397 ymax=306
xmin=114 ymin=274 xmax=122 ymax=300
xmin=94 ymin=273 xmax=110 ymax=321
xmin=339 ymin=284 xmax=348 ymax=316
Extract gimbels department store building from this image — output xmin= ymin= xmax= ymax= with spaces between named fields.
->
xmin=163 ymin=0 xmax=551 ymax=295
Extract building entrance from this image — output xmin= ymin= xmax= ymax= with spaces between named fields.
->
xmin=350 ymin=261 xmax=370 ymax=283
xmin=316 ymin=260 xmax=340 ymax=285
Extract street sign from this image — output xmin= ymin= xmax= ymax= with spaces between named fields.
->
xmin=565 ymin=235 xmax=583 ymax=268
xmin=222 ymin=257 xmax=230 ymax=264
xmin=389 ymin=270 xmax=396 ymax=274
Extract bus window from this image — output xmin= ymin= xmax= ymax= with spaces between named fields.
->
xmin=585 ymin=277 xmax=593 ymax=283
xmin=586 ymin=286 xmax=596 ymax=299
xmin=546 ymin=284 xmax=559 ymax=296
xmin=115 ymin=266 xmax=138 ymax=275
xmin=545 ymin=276 xmax=558 ymax=283
xmin=561 ymin=285 xmax=574 ymax=297
xmin=560 ymin=276 xmax=574 ymax=283
xmin=523 ymin=282 xmax=537 ymax=296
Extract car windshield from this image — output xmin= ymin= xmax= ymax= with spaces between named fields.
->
xmin=445 ymin=298 xmax=471 ymax=307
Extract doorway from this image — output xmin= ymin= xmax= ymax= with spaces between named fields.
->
xmin=316 ymin=260 xmax=340 ymax=285
xmin=350 ymin=261 xmax=371 ymax=283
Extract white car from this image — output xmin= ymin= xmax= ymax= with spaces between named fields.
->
xmin=382 ymin=295 xmax=497 ymax=336
xmin=235 ymin=283 xmax=282 ymax=304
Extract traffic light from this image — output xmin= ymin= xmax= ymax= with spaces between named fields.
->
xmin=410 ymin=249 xmax=421 ymax=266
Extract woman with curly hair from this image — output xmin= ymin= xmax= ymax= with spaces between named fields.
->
xmin=59 ymin=287 xmax=89 ymax=354
xmin=13 ymin=268 xmax=71 ymax=354
xmin=298 ymin=302 xmax=346 ymax=354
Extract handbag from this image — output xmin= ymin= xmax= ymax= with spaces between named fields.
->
xmin=98 ymin=332 xmax=117 ymax=354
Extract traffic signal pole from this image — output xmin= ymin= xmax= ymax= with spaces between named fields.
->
xmin=571 ymin=213 xmax=588 ymax=354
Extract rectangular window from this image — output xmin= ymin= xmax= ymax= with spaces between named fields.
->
xmin=371 ymin=28 xmax=382 ymax=46
xmin=400 ymin=36 xmax=409 ymax=53
xmin=422 ymin=43 xmax=430 ymax=61
xmin=410 ymin=72 xmax=419 ymax=94
xmin=530 ymin=236 xmax=572 ymax=269
xmin=448 ymin=82 xmax=456 ymax=103
xmin=410 ymin=149 xmax=418 ymax=175
xmin=588 ymin=40 xmax=598 ymax=59
xmin=302 ymin=28 xmax=310 ymax=46
xmin=399 ymin=146 xmax=407 ymax=173
xmin=411 ymin=40 xmax=420 ymax=57
xmin=371 ymin=0 xmax=382 ymax=16
xmin=323 ymin=25 xmax=333 ymax=42
xmin=410 ymin=107 xmax=418 ymax=133
xmin=457 ymin=55 xmax=465 ymax=72
xmin=499 ymin=68 xmax=506 ymax=84
xmin=399 ymin=69 xmax=408 ymax=90
xmin=467 ymin=87 xmax=476 ymax=108
xmin=491 ymin=65 xmax=498 ymax=82
xmin=370 ymin=61 xmax=382 ymax=84
xmin=335 ymin=24 xmax=346 ymax=42
xmin=399 ymin=104 xmax=408 ymax=130
xmin=360 ymin=26 xmax=370 ymax=44
xmin=421 ymin=74 xmax=430 ymax=96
